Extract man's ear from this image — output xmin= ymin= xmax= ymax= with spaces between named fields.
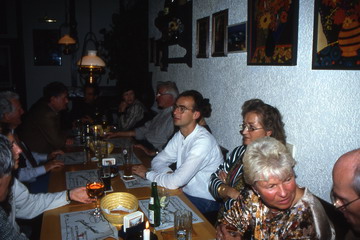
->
xmin=193 ymin=111 xmax=201 ymax=120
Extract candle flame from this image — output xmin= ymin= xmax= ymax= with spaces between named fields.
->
xmin=145 ymin=221 xmax=149 ymax=229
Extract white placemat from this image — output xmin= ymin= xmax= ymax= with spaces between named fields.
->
xmin=57 ymin=152 xmax=86 ymax=165
xmin=119 ymin=170 xmax=151 ymax=189
xmin=138 ymin=195 xmax=203 ymax=230
xmin=60 ymin=209 xmax=117 ymax=240
xmin=65 ymin=169 xmax=98 ymax=189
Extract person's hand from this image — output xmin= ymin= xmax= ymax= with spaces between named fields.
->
xmin=219 ymin=170 xmax=228 ymax=183
xmin=44 ymin=160 xmax=64 ymax=172
xmin=216 ymin=224 xmax=242 ymax=240
xmin=104 ymin=131 xmax=118 ymax=139
xmin=69 ymin=187 xmax=92 ymax=203
xmin=118 ymin=101 xmax=128 ymax=113
xmin=48 ymin=150 xmax=64 ymax=160
xmin=132 ymin=164 xmax=148 ymax=179
xmin=65 ymin=138 xmax=74 ymax=145
xmin=133 ymin=144 xmax=156 ymax=157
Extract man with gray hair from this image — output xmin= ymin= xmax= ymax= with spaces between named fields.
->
xmin=0 ymin=91 xmax=64 ymax=186
xmin=107 ymin=81 xmax=178 ymax=152
xmin=332 ymin=149 xmax=360 ymax=239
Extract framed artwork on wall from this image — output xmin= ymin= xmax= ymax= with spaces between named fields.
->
xmin=247 ymin=0 xmax=299 ymax=65
xmin=33 ymin=29 xmax=62 ymax=66
xmin=228 ymin=22 xmax=247 ymax=53
xmin=312 ymin=0 xmax=360 ymax=70
xmin=196 ymin=16 xmax=210 ymax=58
xmin=212 ymin=9 xmax=228 ymax=57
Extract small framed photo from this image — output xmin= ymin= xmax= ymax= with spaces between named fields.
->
xmin=212 ymin=9 xmax=228 ymax=57
xmin=196 ymin=16 xmax=210 ymax=58
xmin=102 ymin=158 xmax=116 ymax=166
xmin=123 ymin=211 xmax=144 ymax=232
xmin=228 ymin=22 xmax=247 ymax=53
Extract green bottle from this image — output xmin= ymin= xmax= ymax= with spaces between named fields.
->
xmin=149 ymin=182 xmax=161 ymax=227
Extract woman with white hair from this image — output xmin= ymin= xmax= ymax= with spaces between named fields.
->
xmin=217 ymin=137 xmax=335 ymax=240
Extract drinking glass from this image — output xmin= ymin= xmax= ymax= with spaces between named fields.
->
xmin=122 ymin=144 xmax=133 ymax=180
xmin=100 ymin=165 xmax=111 ymax=191
xmin=174 ymin=209 xmax=192 ymax=240
xmin=158 ymin=188 xmax=170 ymax=223
xmin=86 ymin=177 xmax=105 ymax=217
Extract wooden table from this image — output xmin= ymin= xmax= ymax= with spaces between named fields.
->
xmin=40 ymin=142 xmax=216 ymax=240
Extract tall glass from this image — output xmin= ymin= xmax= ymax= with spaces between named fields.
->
xmin=86 ymin=177 xmax=105 ymax=217
xmin=174 ymin=209 xmax=192 ymax=240
xmin=158 ymin=188 xmax=170 ymax=224
xmin=122 ymin=144 xmax=133 ymax=180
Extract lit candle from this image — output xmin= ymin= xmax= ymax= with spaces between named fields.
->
xmin=143 ymin=221 xmax=150 ymax=240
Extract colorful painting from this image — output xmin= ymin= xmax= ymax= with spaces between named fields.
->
xmin=247 ymin=0 xmax=299 ymax=65
xmin=313 ymin=0 xmax=360 ymax=69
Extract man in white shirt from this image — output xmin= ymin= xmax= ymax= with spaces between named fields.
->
xmin=133 ymin=90 xmax=223 ymax=213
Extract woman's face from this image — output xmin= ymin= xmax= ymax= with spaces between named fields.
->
xmin=254 ymin=175 xmax=297 ymax=210
xmin=7 ymin=134 xmax=21 ymax=170
xmin=0 ymin=174 xmax=12 ymax=202
xmin=241 ymin=112 xmax=272 ymax=145
xmin=122 ymin=90 xmax=135 ymax=105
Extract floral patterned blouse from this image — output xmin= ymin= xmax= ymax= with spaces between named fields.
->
xmin=221 ymin=187 xmax=335 ymax=240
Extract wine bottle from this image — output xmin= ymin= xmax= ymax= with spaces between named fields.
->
xmin=148 ymin=182 xmax=161 ymax=227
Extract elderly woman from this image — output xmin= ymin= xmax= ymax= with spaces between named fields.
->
xmin=209 ymin=99 xmax=286 ymax=216
xmin=217 ymin=137 xmax=335 ymax=240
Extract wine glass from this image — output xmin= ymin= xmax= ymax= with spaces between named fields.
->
xmin=86 ymin=178 xmax=105 ymax=217
xmin=158 ymin=188 xmax=170 ymax=224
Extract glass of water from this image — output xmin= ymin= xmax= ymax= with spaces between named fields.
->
xmin=174 ymin=209 xmax=192 ymax=240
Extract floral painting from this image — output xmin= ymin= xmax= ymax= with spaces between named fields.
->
xmin=247 ymin=0 xmax=299 ymax=65
xmin=313 ymin=0 xmax=360 ymax=69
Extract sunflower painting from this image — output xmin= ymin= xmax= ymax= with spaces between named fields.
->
xmin=247 ymin=0 xmax=299 ymax=65
xmin=312 ymin=0 xmax=360 ymax=69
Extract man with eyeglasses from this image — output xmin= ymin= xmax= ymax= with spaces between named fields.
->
xmin=106 ymin=81 xmax=178 ymax=153
xmin=332 ymin=149 xmax=360 ymax=239
xmin=132 ymin=90 xmax=223 ymax=214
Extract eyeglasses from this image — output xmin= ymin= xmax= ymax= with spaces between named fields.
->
xmin=239 ymin=123 xmax=264 ymax=132
xmin=156 ymin=92 xmax=171 ymax=98
xmin=331 ymin=189 xmax=360 ymax=211
xmin=173 ymin=104 xmax=193 ymax=114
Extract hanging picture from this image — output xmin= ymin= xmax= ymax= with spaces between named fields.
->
xmin=33 ymin=29 xmax=62 ymax=66
xmin=212 ymin=9 xmax=228 ymax=57
xmin=228 ymin=22 xmax=247 ymax=53
xmin=312 ymin=0 xmax=360 ymax=70
xmin=247 ymin=0 xmax=299 ymax=65
xmin=196 ymin=16 xmax=210 ymax=58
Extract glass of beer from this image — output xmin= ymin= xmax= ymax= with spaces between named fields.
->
xmin=122 ymin=144 xmax=133 ymax=180
xmin=86 ymin=177 xmax=105 ymax=217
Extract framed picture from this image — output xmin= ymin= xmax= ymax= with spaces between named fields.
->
xmin=212 ymin=9 xmax=228 ymax=57
xmin=196 ymin=16 xmax=210 ymax=58
xmin=0 ymin=46 xmax=12 ymax=88
xmin=228 ymin=22 xmax=247 ymax=53
xmin=312 ymin=0 xmax=360 ymax=70
xmin=33 ymin=29 xmax=62 ymax=66
xmin=247 ymin=0 xmax=299 ymax=65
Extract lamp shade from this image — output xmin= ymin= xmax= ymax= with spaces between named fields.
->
xmin=77 ymin=50 xmax=105 ymax=67
xmin=58 ymin=34 xmax=76 ymax=45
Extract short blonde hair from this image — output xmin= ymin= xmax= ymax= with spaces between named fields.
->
xmin=243 ymin=136 xmax=296 ymax=186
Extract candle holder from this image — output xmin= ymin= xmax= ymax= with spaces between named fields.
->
xmin=118 ymin=222 xmax=158 ymax=240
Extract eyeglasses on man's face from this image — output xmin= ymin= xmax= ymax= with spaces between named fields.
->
xmin=239 ymin=123 xmax=264 ymax=132
xmin=156 ymin=92 xmax=171 ymax=98
xmin=331 ymin=189 xmax=360 ymax=212
xmin=173 ymin=104 xmax=193 ymax=114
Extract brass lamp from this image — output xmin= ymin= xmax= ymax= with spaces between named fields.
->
xmin=78 ymin=50 xmax=105 ymax=84
xmin=58 ymin=34 xmax=76 ymax=55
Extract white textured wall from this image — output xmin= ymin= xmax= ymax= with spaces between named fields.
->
xmin=149 ymin=0 xmax=360 ymax=201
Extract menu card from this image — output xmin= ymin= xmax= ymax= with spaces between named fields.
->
xmin=57 ymin=152 xmax=86 ymax=165
xmin=138 ymin=196 xmax=203 ymax=230
xmin=65 ymin=169 xmax=98 ymax=189
xmin=60 ymin=209 xmax=117 ymax=240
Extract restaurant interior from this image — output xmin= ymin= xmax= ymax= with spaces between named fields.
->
xmin=1 ymin=0 xmax=360 ymax=239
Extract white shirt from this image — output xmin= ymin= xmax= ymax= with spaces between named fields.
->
xmin=17 ymin=152 xmax=47 ymax=183
xmin=146 ymin=124 xmax=224 ymax=201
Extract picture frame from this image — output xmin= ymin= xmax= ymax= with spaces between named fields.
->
xmin=212 ymin=9 xmax=228 ymax=57
xmin=196 ymin=16 xmax=210 ymax=58
xmin=228 ymin=22 xmax=247 ymax=53
xmin=33 ymin=29 xmax=62 ymax=66
xmin=312 ymin=0 xmax=360 ymax=70
xmin=0 ymin=45 xmax=12 ymax=88
xmin=247 ymin=0 xmax=299 ymax=65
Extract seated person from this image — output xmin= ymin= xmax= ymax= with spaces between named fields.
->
xmin=198 ymin=98 xmax=212 ymax=133
xmin=113 ymin=85 xmax=147 ymax=131
xmin=0 ymin=128 xmax=91 ymax=238
xmin=106 ymin=81 xmax=178 ymax=152
xmin=70 ymin=83 xmax=102 ymax=124
xmin=217 ymin=137 xmax=335 ymax=240
xmin=132 ymin=90 xmax=223 ymax=214
xmin=209 ymin=99 xmax=286 ymax=218
xmin=18 ymin=81 xmax=73 ymax=153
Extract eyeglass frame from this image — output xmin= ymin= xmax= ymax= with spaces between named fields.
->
xmin=173 ymin=104 xmax=194 ymax=114
xmin=330 ymin=189 xmax=360 ymax=211
xmin=156 ymin=92 xmax=172 ymax=98
xmin=239 ymin=123 xmax=264 ymax=132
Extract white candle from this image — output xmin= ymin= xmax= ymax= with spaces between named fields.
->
xmin=143 ymin=221 xmax=150 ymax=240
